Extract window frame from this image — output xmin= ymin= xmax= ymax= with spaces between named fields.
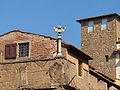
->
xmin=16 ymin=41 xmax=30 ymax=58
xmin=88 ymin=20 xmax=94 ymax=32
xmin=102 ymin=18 xmax=107 ymax=30
xmin=19 ymin=43 xmax=29 ymax=57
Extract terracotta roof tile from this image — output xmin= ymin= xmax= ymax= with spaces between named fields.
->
xmin=62 ymin=41 xmax=92 ymax=60
xmin=89 ymin=68 xmax=120 ymax=88
xmin=0 ymin=29 xmax=57 ymax=40
xmin=89 ymin=64 xmax=115 ymax=82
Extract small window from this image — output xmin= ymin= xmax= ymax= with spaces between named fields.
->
xmin=88 ymin=21 xmax=94 ymax=32
xmin=105 ymin=55 xmax=109 ymax=62
xmin=78 ymin=61 xmax=82 ymax=76
xmin=102 ymin=18 xmax=107 ymax=30
xmin=5 ymin=43 xmax=17 ymax=59
xmin=107 ymin=84 xmax=111 ymax=90
xmin=19 ymin=43 xmax=29 ymax=57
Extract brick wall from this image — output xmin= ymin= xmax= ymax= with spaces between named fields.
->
xmin=0 ymin=31 xmax=66 ymax=63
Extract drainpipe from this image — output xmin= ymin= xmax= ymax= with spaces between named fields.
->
xmin=53 ymin=26 xmax=66 ymax=57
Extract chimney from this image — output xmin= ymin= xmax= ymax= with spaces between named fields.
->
xmin=53 ymin=26 xmax=66 ymax=57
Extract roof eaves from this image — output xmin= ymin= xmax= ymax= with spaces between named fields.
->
xmin=0 ymin=29 xmax=57 ymax=40
xmin=89 ymin=68 xmax=120 ymax=88
xmin=89 ymin=64 xmax=115 ymax=82
xmin=89 ymin=64 xmax=96 ymax=70
xmin=76 ymin=13 xmax=119 ymax=23
xmin=96 ymin=71 xmax=115 ymax=82
xmin=62 ymin=42 xmax=93 ymax=60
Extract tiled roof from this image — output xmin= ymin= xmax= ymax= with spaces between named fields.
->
xmin=62 ymin=42 xmax=92 ymax=60
xmin=0 ymin=29 xmax=57 ymax=40
xmin=89 ymin=65 xmax=120 ymax=88
xmin=89 ymin=64 xmax=115 ymax=81
xmin=76 ymin=13 xmax=119 ymax=23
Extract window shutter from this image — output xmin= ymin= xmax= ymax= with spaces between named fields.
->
xmin=10 ymin=44 xmax=17 ymax=59
xmin=5 ymin=43 xmax=17 ymax=59
xmin=5 ymin=45 xmax=10 ymax=59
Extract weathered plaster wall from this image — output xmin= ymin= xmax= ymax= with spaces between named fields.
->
xmin=0 ymin=58 xmax=66 ymax=90
xmin=0 ymin=52 xmax=118 ymax=90
xmin=65 ymin=49 xmax=111 ymax=90
xmin=66 ymin=48 xmax=89 ymax=76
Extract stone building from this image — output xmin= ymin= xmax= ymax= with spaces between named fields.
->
xmin=77 ymin=13 xmax=120 ymax=80
xmin=0 ymin=29 xmax=119 ymax=89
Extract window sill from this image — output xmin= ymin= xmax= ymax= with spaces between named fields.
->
xmin=101 ymin=29 xmax=107 ymax=30
xmin=16 ymin=56 xmax=30 ymax=59
xmin=88 ymin=31 xmax=94 ymax=33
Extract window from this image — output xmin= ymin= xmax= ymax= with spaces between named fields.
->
xmin=19 ymin=43 xmax=29 ymax=57
xmin=107 ymin=84 xmax=111 ymax=90
xmin=88 ymin=21 xmax=94 ymax=32
xmin=78 ymin=61 xmax=82 ymax=76
xmin=105 ymin=55 xmax=109 ymax=62
xmin=102 ymin=18 xmax=107 ymax=30
xmin=5 ymin=43 xmax=17 ymax=59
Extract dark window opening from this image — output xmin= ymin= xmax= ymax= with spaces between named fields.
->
xmin=105 ymin=55 xmax=109 ymax=62
xmin=78 ymin=60 xmax=82 ymax=76
xmin=97 ymin=78 xmax=100 ymax=83
xmin=107 ymin=84 xmax=111 ymax=90
xmin=19 ymin=43 xmax=29 ymax=57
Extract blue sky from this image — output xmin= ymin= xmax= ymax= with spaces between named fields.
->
xmin=0 ymin=0 xmax=120 ymax=48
